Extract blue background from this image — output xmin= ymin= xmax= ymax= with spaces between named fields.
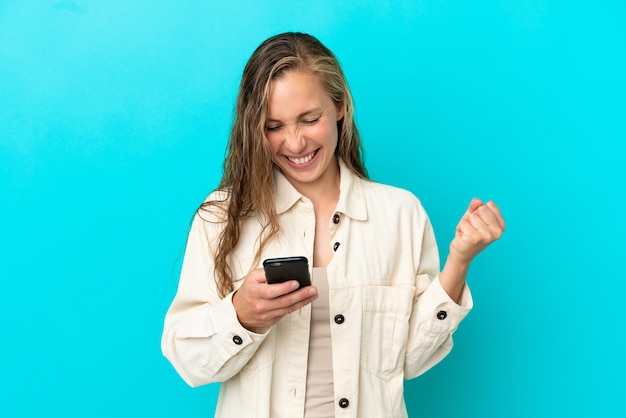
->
xmin=1 ymin=1 xmax=624 ymax=417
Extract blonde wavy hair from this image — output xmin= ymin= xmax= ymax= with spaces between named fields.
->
xmin=201 ymin=32 xmax=368 ymax=298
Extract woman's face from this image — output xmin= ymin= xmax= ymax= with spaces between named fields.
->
xmin=265 ymin=70 xmax=344 ymax=192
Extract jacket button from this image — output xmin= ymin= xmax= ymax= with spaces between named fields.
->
xmin=334 ymin=314 xmax=345 ymax=324
xmin=332 ymin=213 xmax=340 ymax=224
xmin=333 ymin=242 xmax=340 ymax=251
xmin=436 ymin=311 xmax=447 ymax=320
xmin=339 ymin=398 xmax=349 ymax=408
xmin=232 ymin=335 xmax=243 ymax=345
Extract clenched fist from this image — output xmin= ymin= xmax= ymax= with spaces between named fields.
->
xmin=449 ymin=198 xmax=506 ymax=265
xmin=440 ymin=198 xmax=506 ymax=302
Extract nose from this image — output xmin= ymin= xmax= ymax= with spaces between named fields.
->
xmin=283 ymin=125 xmax=306 ymax=153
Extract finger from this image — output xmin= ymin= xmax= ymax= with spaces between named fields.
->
xmin=247 ymin=268 xmax=268 ymax=284
xmin=474 ymin=205 xmax=505 ymax=239
xmin=475 ymin=205 xmax=502 ymax=229
xmin=468 ymin=212 xmax=503 ymax=242
xmin=284 ymin=285 xmax=318 ymax=306
xmin=282 ymin=293 xmax=319 ymax=315
xmin=260 ymin=292 xmax=320 ymax=328
xmin=460 ymin=198 xmax=483 ymax=221
xmin=456 ymin=214 xmax=480 ymax=236
xmin=273 ymin=287 xmax=319 ymax=316
xmin=469 ymin=197 xmax=483 ymax=212
xmin=457 ymin=216 xmax=486 ymax=237
xmin=255 ymin=286 xmax=318 ymax=325
xmin=467 ymin=212 xmax=487 ymax=233
xmin=262 ymin=280 xmax=301 ymax=299
xmin=485 ymin=201 xmax=506 ymax=231
xmin=271 ymin=285 xmax=318 ymax=312
xmin=455 ymin=217 xmax=472 ymax=235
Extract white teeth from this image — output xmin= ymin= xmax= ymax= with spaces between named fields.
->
xmin=288 ymin=151 xmax=315 ymax=165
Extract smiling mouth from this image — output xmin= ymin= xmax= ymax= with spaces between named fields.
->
xmin=286 ymin=150 xmax=318 ymax=165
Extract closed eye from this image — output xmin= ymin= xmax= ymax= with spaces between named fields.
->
xmin=265 ymin=124 xmax=282 ymax=132
xmin=302 ymin=117 xmax=320 ymax=125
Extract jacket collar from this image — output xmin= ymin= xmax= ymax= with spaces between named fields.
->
xmin=273 ymin=159 xmax=368 ymax=221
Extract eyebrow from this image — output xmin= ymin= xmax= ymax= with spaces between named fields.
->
xmin=266 ymin=107 xmax=325 ymax=123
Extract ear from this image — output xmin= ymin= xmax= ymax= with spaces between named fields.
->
xmin=336 ymin=101 xmax=345 ymax=121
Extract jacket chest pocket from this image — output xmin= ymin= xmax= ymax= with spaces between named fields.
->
xmin=360 ymin=285 xmax=415 ymax=380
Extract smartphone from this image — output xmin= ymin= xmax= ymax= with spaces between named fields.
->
xmin=263 ymin=256 xmax=311 ymax=289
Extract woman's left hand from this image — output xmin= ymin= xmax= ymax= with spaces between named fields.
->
xmin=449 ymin=198 xmax=506 ymax=266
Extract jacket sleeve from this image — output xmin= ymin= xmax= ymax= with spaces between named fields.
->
xmin=161 ymin=210 xmax=268 ymax=387
xmin=403 ymin=205 xmax=473 ymax=379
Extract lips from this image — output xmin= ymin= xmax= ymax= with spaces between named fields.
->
xmin=286 ymin=149 xmax=318 ymax=165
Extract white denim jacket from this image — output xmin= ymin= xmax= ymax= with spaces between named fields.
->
xmin=162 ymin=160 xmax=473 ymax=418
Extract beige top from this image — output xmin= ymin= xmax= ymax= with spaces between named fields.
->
xmin=304 ymin=267 xmax=334 ymax=417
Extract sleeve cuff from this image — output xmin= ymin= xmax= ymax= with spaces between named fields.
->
xmin=414 ymin=275 xmax=473 ymax=334
xmin=212 ymin=292 xmax=268 ymax=356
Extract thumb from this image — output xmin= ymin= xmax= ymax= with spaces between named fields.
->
xmin=456 ymin=198 xmax=483 ymax=234
xmin=247 ymin=268 xmax=268 ymax=284
xmin=462 ymin=198 xmax=483 ymax=218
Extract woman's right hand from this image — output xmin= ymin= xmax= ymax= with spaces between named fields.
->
xmin=232 ymin=268 xmax=318 ymax=334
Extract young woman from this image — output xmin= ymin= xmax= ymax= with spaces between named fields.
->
xmin=162 ymin=32 xmax=505 ymax=418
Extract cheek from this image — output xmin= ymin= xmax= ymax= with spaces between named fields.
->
xmin=308 ymin=122 xmax=337 ymax=143
xmin=266 ymin=133 xmax=282 ymax=153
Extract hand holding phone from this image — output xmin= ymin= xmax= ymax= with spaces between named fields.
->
xmin=231 ymin=265 xmax=317 ymax=334
xmin=263 ymin=256 xmax=311 ymax=289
